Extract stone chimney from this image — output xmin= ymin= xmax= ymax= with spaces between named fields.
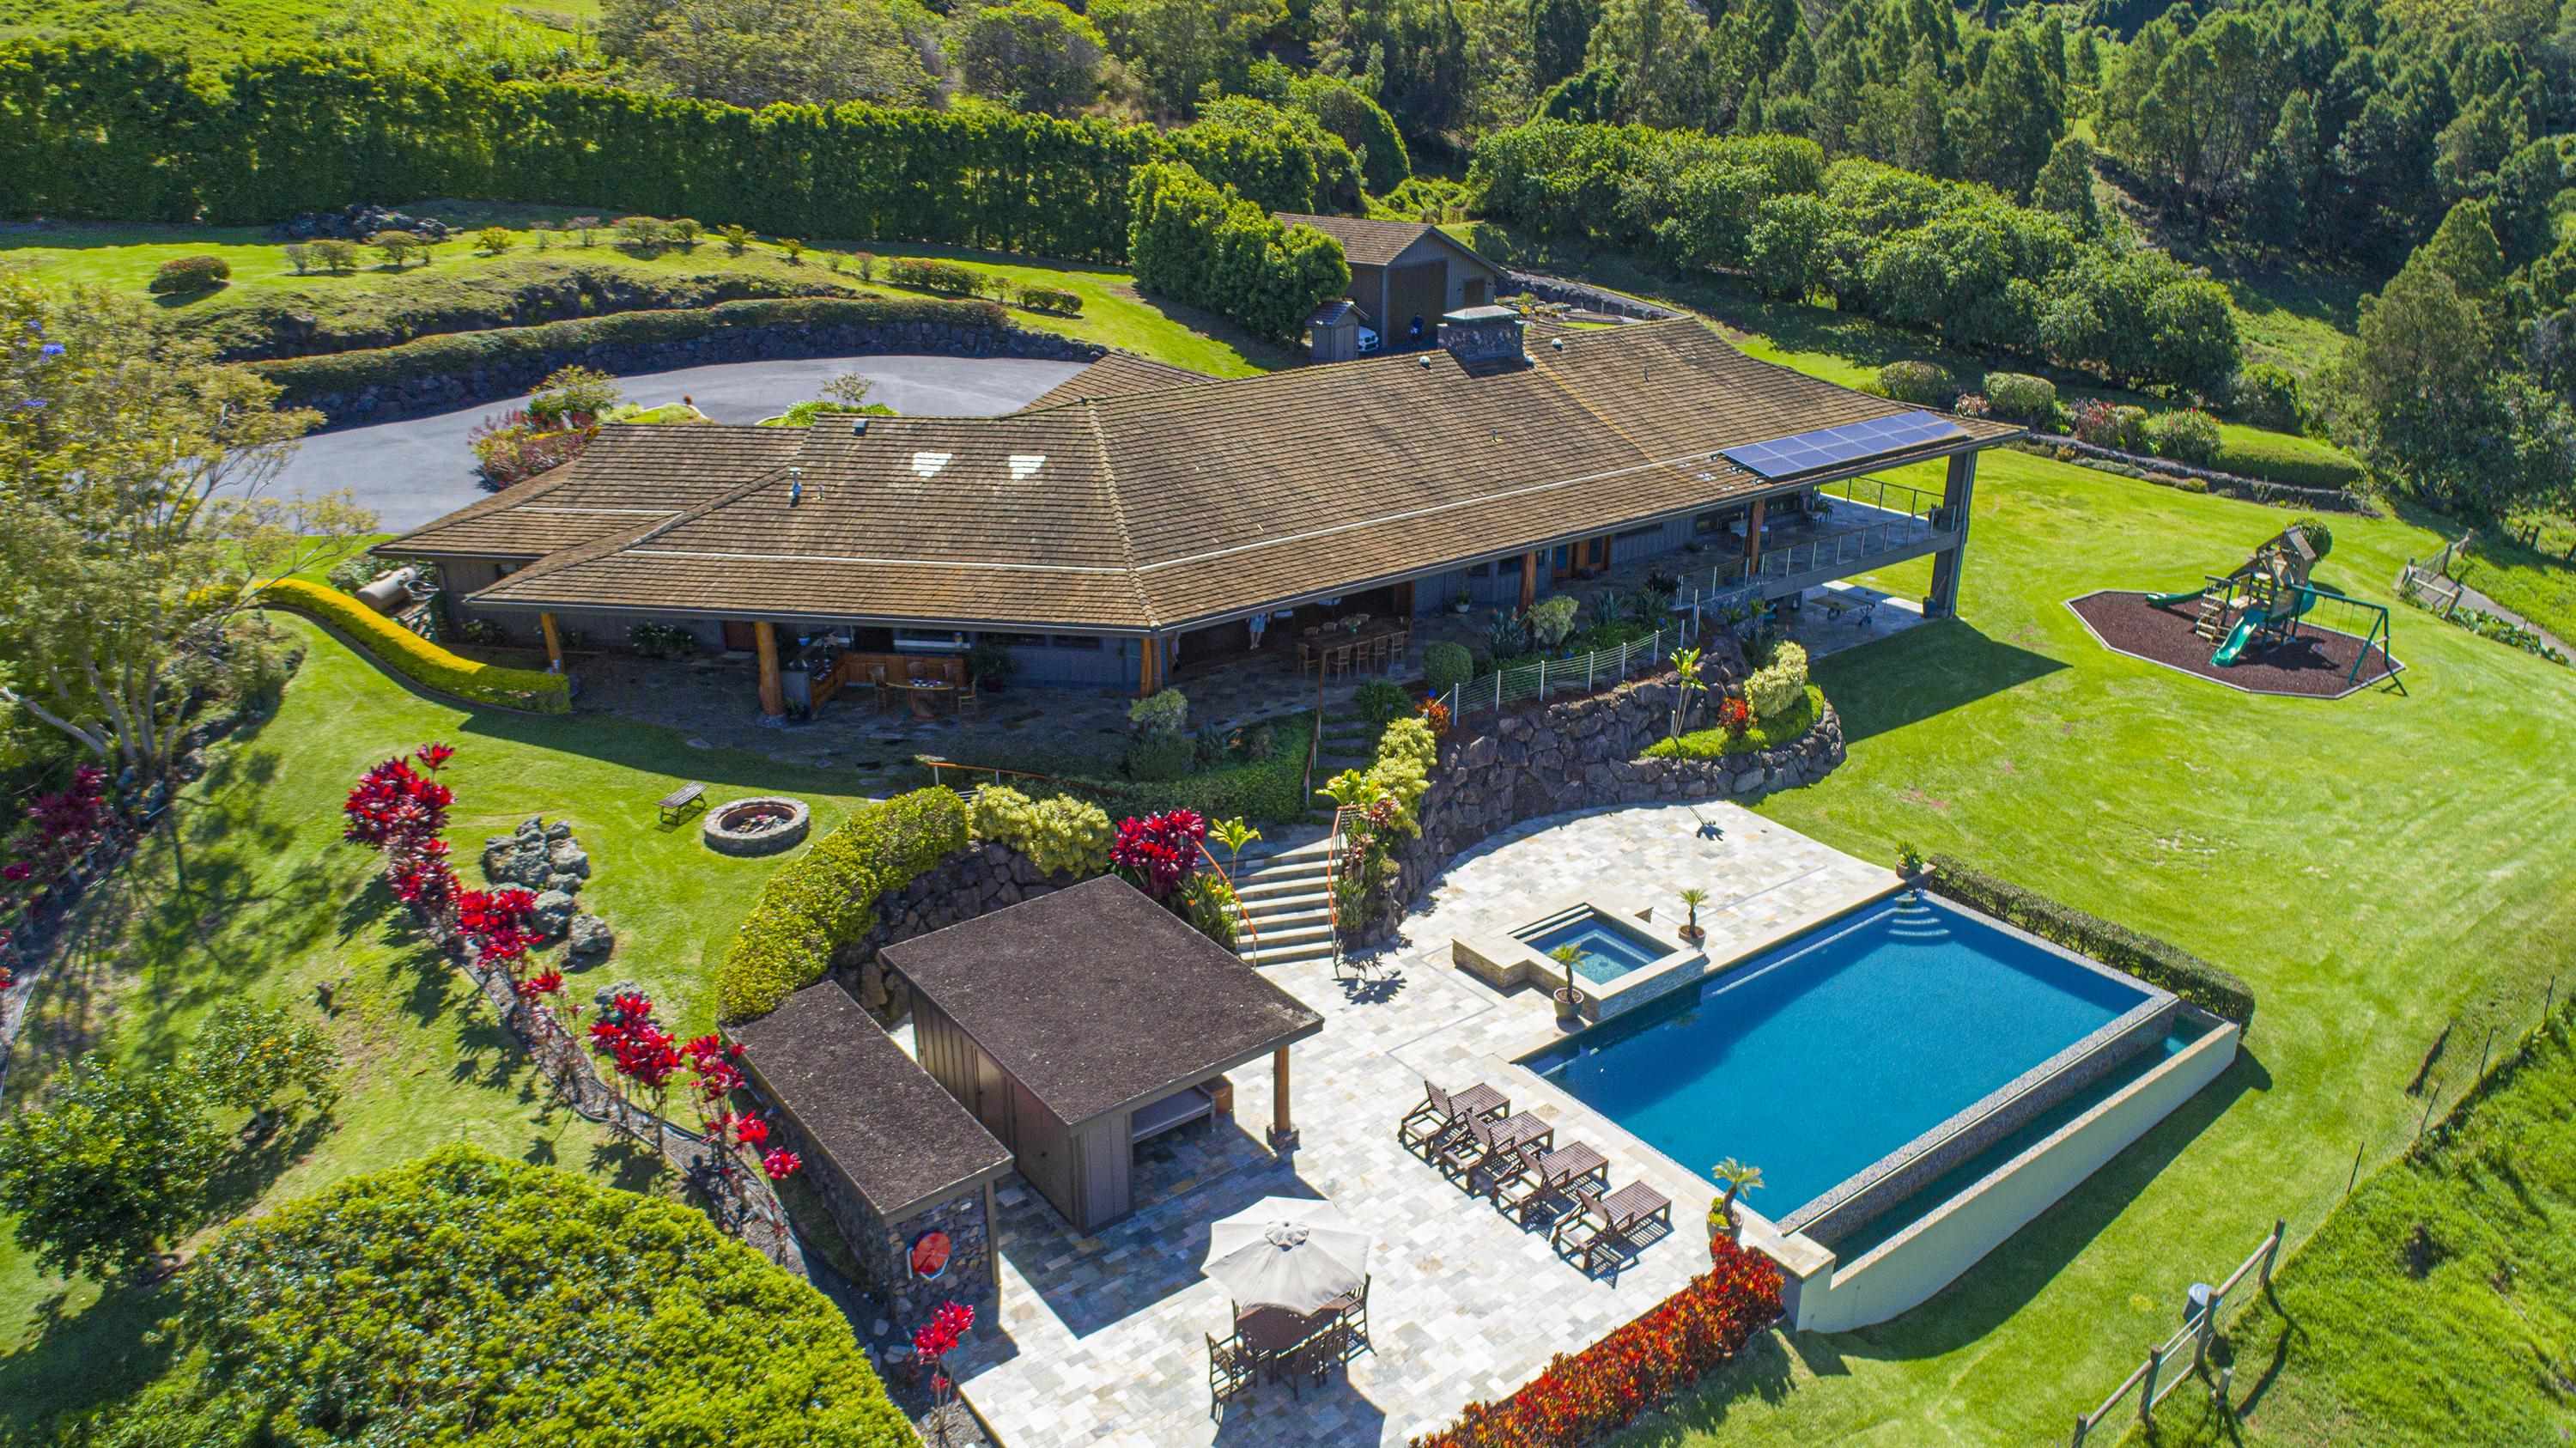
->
xmin=1438 ymin=306 xmax=1527 ymax=368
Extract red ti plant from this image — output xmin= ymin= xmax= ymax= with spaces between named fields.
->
xmin=1716 ymin=695 xmax=1753 ymax=740
xmin=1109 ymin=809 xmax=1207 ymax=899
xmin=0 ymin=763 xmax=111 ymax=966
xmin=912 ymin=1299 xmax=977 ymax=1434
xmin=456 ymin=887 xmax=539 ymax=983
xmin=343 ymin=745 xmax=464 ymax=932
xmin=588 ymin=991 xmax=682 ymax=1130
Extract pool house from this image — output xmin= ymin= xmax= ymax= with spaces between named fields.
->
xmin=377 ymin=311 xmax=2018 ymax=710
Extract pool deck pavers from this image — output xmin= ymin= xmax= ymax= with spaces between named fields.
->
xmin=947 ymin=800 xmax=1898 ymax=1447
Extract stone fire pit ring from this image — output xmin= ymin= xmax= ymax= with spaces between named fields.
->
xmin=702 ymin=795 xmax=811 ymax=856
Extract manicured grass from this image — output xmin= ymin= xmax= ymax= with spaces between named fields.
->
xmin=0 ymin=0 xmax=602 ymax=66
xmin=3 ymin=212 xmax=1291 ymax=378
xmin=2452 ymin=526 xmax=2576 ymax=649
xmin=1452 ymin=220 xmax=2367 ymax=490
xmin=2218 ymin=268 xmax=2366 ymax=394
xmin=2141 ymin=1007 xmax=2576 ymax=1447
xmin=1619 ymin=445 xmax=2576 ymax=1445
xmin=0 ymin=616 xmax=873 ymax=1439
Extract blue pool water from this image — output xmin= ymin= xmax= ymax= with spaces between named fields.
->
xmin=1520 ymin=911 xmax=1667 ymax=983
xmin=1527 ymin=894 xmax=2152 ymax=1219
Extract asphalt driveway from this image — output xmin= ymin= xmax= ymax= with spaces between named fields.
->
xmin=273 ymin=354 xmax=1092 ymax=531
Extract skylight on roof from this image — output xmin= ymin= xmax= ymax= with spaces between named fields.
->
xmin=1007 ymin=453 xmax=1047 ymax=480
xmin=1719 ymin=411 xmax=1965 ymax=480
xmin=911 ymin=452 xmax=953 ymax=478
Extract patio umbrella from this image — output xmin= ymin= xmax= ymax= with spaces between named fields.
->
xmin=1200 ymin=1196 xmax=1370 ymax=1315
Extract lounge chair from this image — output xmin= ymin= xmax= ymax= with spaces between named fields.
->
xmin=1397 ymin=1080 xmax=1505 ymax=1153
xmin=1495 ymin=1141 xmax=1608 ymax=1225
xmin=1552 ymin=1180 xmax=1674 ymax=1275
xmin=1439 ymin=1111 xmax=1547 ymax=1188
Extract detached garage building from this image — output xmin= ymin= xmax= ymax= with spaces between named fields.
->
xmin=1276 ymin=213 xmax=1504 ymax=350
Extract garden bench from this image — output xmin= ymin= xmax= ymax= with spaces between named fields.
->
xmin=657 ymin=782 xmax=707 ymax=825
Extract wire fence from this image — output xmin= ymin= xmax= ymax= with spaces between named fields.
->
xmin=1432 ymin=623 xmax=1686 ymax=724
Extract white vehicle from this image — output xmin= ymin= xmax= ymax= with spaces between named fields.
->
xmin=1356 ymin=325 xmax=1382 ymax=355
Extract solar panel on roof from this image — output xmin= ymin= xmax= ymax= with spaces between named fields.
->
xmin=1720 ymin=411 xmax=1965 ymax=479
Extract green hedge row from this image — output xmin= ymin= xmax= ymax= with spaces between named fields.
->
xmin=718 ymin=788 xmax=967 ymax=1023
xmin=2210 ymin=429 xmax=2367 ymax=491
xmin=939 ymin=713 xmax=1315 ymax=824
xmin=257 ymin=578 xmax=570 ymax=712
xmin=248 ymin=295 xmax=1012 ymax=404
xmin=1923 ymin=854 xmax=2258 ymax=1025
xmin=0 ymin=41 xmax=1354 ymax=259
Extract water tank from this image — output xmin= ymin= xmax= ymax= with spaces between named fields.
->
xmin=353 ymin=568 xmax=417 ymax=616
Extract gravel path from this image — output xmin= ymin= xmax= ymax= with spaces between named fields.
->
xmin=272 ymin=355 xmax=1091 ymax=531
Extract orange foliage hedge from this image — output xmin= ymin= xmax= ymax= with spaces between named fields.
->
xmin=1409 ymin=1234 xmax=1783 ymax=1447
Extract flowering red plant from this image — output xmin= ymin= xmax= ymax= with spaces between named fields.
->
xmin=732 ymin=1116 xmax=771 ymax=1151
xmin=414 ymin=742 xmax=456 ymax=771
xmin=1110 ymin=809 xmax=1208 ymax=899
xmin=1716 ymin=695 xmax=1752 ymax=740
xmin=1418 ymin=697 xmax=1452 ymax=738
xmin=457 ymin=888 xmax=538 ymax=977
xmin=761 ymin=1147 xmax=803 ymax=1181
xmin=342 ymin=756 xmax=453 ymax=849
xmin=912 ymin=1299 xmax=976 ymax=1424
xmin=1 ymin=765 xmax=112 ymax=934
xmin=514 ymin=968 xmax=565 ymax=1004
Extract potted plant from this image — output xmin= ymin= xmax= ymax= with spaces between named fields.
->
xmin=1896 ymin=841 xmax=1926 ymax=879
xmin=1451 ymin=588 xmax=1473 ymax=615
xmin=1708 ymin=1158 xmax=1765 ymax=1240
xmin=1548 ymin=942 xmax=1586 ymax=1025
xmin=1676 ymin=886 xmax=1710 ymax=944
xmin=968 ymin=638 xmax=1016 ymax=693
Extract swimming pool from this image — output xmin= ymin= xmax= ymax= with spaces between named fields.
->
xmin=1525 ymin=892 xmax=2166 ymax=1225
xmin=1517 ymin=907 xmax=1667 ymax=984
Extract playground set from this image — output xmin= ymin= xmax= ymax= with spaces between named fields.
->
xmin=2144 ymin=526 xmax=2398 ymax=687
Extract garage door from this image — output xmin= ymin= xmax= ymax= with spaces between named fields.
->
xmin=1387 ymin=262 xmax=1447 ymax=344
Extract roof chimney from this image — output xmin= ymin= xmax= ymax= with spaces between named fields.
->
xmin=1438 ymin=306 xmax=1528 ymax=369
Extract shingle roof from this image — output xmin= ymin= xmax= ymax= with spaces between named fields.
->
xmin=1016 ymin=351 xmax=1209 ymax=413
xmin=729 ymin=980 xmax=1014 ymax=1222
xmin=380 ymin=423 xmax=805 ymax=559
xmin=881 ymin=877 xmax=1323 ymax=1128
xmin=1274 ymin=213 xmax=1498 ymax=271
xmin=440 ymin=318 xmax=2020 ymax=632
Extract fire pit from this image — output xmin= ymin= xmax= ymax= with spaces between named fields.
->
xmin=702 ymin=795 xmax=811 ymax=856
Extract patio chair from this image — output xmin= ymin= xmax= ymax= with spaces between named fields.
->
xmin=866 ymin=666 xmax=894 ymax=712
xmin=1319 ymin=1274 xmax=1372 ymax=1360
xmin=1398 ymin=1079 xmax=1506 ymax=1153
xmin=954 ymin=679 xmax=980 ymax=718
xmin=1552 ymin=1180 xmax=1674 ymax=1276
xmin=1207 ymin=1331 xmax=1255 ymax=1417
xmin=1495 ymin=1141 xmax=1609 ymax=1226
xmin=1391 ymin=628 xmax=1409 ymax=666
xmin=1437 ymin=1111 xmax=1524 ymax=1183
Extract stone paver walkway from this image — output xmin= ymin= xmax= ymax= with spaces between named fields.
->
xmin=948 ymin=801 xmax=1895 ymax=1446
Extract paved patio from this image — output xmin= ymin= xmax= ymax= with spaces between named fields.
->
xmin=945 ymin=800 xmax=1896 ymax=1446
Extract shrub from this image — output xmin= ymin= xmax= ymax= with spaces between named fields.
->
xmin=1126 ymin=730 xmax=1196 ymax=782
xmin=282 ymin=242 xmax=313 ymax=275
xmin=718 ymin=788 xmax=968 ymax=1022
xmin=370 ymin=229 xmax=425 ymax=267
xmin=1528 ymin=594 xmax=1578 ymax=648
xmin=2292 ymin=516 xmax=2335 ymax=560
xmin=186 ymin=1001 xmax=342 ymax=1125
xmin=251 ymin=297 xmax=1012 ymax=405
xmin=780 ymin=237 xmax=807 ymax=263
xmin=2207 ymin=429 xmax=2366 ymax=490
xmin=1413 ymin=1236 xmax=1783 ymax=1448
xmin=148 ymin=254 xmax=230 ymax=295
xmin=473 ymin=226 xmax=514 ymax=255
xmin=1744 ymin=652 xmax=1806 ymax=721
xmin=1766 ymin=639 xmax=1807 ymax=688
xmin=2142 ymin=408 xmax=2223 ymax=465
xmin=526 ymin=363 xmax=623 ymax=427
xmin=718 ymin=222 xmax=751 ymax=254
xmin=468 ymin=407 xmax=587 ymax=485
xmin=1017 ymin=284 xmax=1084 ymax=315
xmin=1981 ymin=371 xmax=2057 ymax=424
xmin=852 ymin=250 xmax=875 ymax=280
xmin=1352 ymin=679 xmax=1412 ymax=728
xmin=0 ymin=1055 xmax=228 ymax=1282
xmin=1423 ymin=641 xmax=1474 ymax=696
xmin=309 ymin=238 xmax=360 ymax=274
xmin=2232 ymin=362 xmax=2304 ymax=432
xmin=886 ymin=256 xmax=985 ymax=295
xmin=969 ymin=787 xmax=1113 ymax=877
xmin=135 ymin=1146 xmax=911 ymax=1445
xmin=1644 ymin=684 xmax=1824 ymax=760
xmin=1923 ymin=855 xmax=2257 ymax=1023
xmin=1129 ymin=687 xmax=1188 ymax=736
xmin=254 ymin=579 xmax=570 ymax=713
xmin=1128 ymin=161 xmax=1351 ymax=344
xmin=1875 ymin=360 xmax=1956 ymax=407
xmin=629 ymin=620 xmax=700 ymax=659
xmin=668 ymin=216 xmax=702 ymax=247
xmin=616 ymin=215 xmax=669 ymax=251
xmin=2069 ymin=398 xmax=2149 ymax=451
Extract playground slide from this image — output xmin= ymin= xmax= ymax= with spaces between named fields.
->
xmin=2144 ymin=586 xmax=2208 ymax=608
xmin=2210 ymin=611 xmax=2265 ymax=666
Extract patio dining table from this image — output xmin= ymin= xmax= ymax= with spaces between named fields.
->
xmin=901 ymin=678 xmax=954 ymax=720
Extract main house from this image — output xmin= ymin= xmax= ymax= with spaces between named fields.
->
xmin=380 ymin=311 xmax=2019 ymax=709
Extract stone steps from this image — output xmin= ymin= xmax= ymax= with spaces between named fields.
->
xmin=1224 ymin=836 xmax=1340 ymax=968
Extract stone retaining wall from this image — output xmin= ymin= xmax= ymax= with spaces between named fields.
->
xmin=1376 ymin=668 xmax=1846 ymax=939
xmin=292 ymin=319 xmax=1104 ymax=426
xmin=1504 ymin=271 xmax=1687 ymax=320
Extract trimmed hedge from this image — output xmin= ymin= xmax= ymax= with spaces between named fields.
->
xmin=248 ymin=295 xmax=1012 ymax=406
xmin=718 ymin=787 xmax=967 ymax=1023
xmin=256 ymin=578 xmax=570 ymax=713
xmin=1923 ymin=855 xmax=2257 ymax=1025
xmin=127 ymin=1145 xmax=912 ymax=1446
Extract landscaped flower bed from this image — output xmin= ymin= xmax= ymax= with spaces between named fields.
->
xmin=1409 ymin=1233 xmax=1783 ymax=1447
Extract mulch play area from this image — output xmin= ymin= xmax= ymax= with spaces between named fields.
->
xmin=2068 ymin=590 xmax=2403 ymax=698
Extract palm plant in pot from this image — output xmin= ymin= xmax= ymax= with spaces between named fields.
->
xmin=968 ymin=638 xmax=1016 ymax=693
xmin=1708 ymin=1158 xmax=1765 ymax=1240
xmin=1676 ymin=886 xmax=1710 ymax=943
xmin=1547 ymin=942 xmax=1586 ymax=1024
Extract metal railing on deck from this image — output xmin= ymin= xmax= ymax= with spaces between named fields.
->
xmin=1431 ymin=623 xmax=1682 ymax=725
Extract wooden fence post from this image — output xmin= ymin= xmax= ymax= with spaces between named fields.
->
xmin=2138 ymin=1345 xmax=2162 ymax=1424
xmin=2260 ymin=1219 xmax=2283 ymax=1291
xmin=2070 ymin=1414 xmax=2088 ymax=1448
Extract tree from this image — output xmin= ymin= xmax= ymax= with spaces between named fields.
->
xmin=599 ymin=0 xmax=939 ymax=108
xmin=2030 ymin=134 xmax=2099 ymax=233
xmin=1956 ymin=30 xmax=2062 ymax=198
xmin=526 ymin=364 xmax=623 ymax=428
xmin=947 ymin=0 xmax=1107 ymax=116
xmin=823 ymin=371 xmax=877 ymax=409
xmin=1524 ymin=0 xmax=1599 ymax=93
xmin=1096 ymin=0 xmax=1285 ymax=116
xmin=0 ymin=1055 xmax=226 ymax=1281
xmin=370 ymin=229 xmax=423 ymax=268
xmin=1582 ymin=0 xmax=1709 ymax=129
xmin=1710 ymin=1157 xmax=1765 ymax=1228
xmin=0 ymin=278 xmax=361 ymax=797
xmin=187 ymin=1001 xmax=343 ymax=1133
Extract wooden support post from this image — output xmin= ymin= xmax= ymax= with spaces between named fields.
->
xmin=1519 ymin=551 xmax=1537 ymax=611
xmin=539 ymin=611 xmax=565 ymax=671
xmin=1138 ymin=630 xmax=1161 ymax=697
xmin=1743 ymin=498 xmax=1768 ymax=573
xmin=753 ymin=622 xmax=785 ymax=718
xmin=985 ymin=1179 xmax=1002 ymax=1300
xmin=1270 ymin=1045 xmax=1294 ymax=1147
xmin=2137 ymin=1345 xmax=2162 ymax=1424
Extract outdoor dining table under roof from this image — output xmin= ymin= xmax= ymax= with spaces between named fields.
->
xmin=883 ymin=876 xmax=1325 ymax=1232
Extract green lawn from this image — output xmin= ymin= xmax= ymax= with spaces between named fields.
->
xmin=2218 ymin=268 xmax=2366 ymax=394
xmin=3 ymin=210 xmax=1291 ymax=378
xmin=2451 ymin=524 xmax=2576 ymax=649
xmin=0 ymin=0 xmax=602 ymax=67
xmin=1616 ymin=446 xmax=2576 ymax=1445
xmin=2142 ymin=1007 xmax=2576 ymax=1448
xmin=0 ymin=616 xmax=875 ymax=1439
xmin=1450 ymin=220 xmax=2367 ymax=490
